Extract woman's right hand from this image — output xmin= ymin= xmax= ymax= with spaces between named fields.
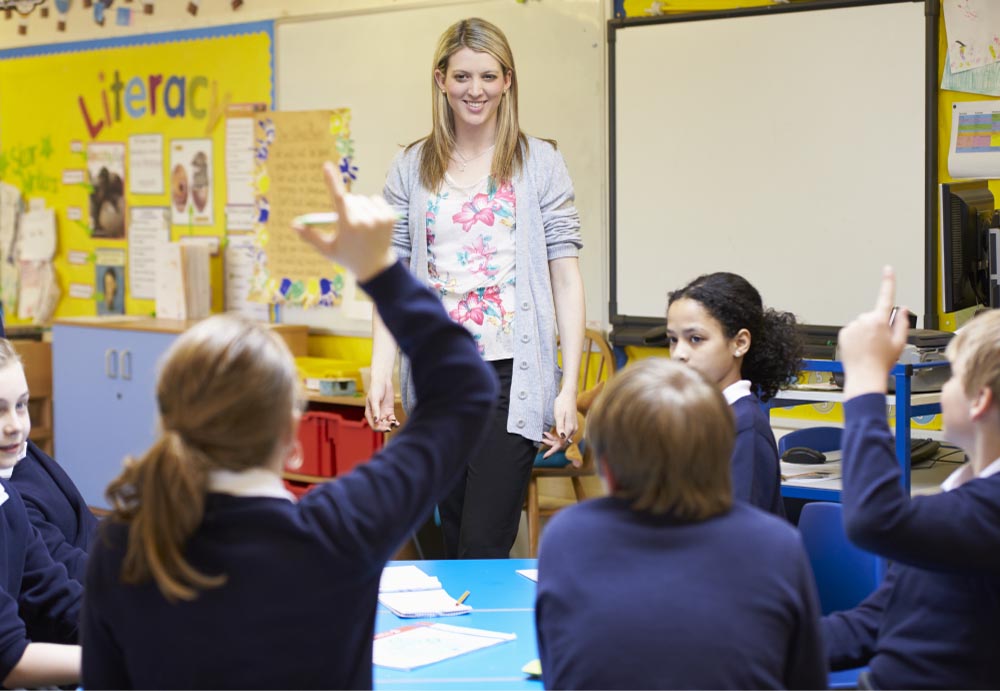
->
xmin=366 ymin=376 xmax=398 ymax=431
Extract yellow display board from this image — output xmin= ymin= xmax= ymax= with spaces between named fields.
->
xmin=0 ymin=21 xmax=273 ymax=324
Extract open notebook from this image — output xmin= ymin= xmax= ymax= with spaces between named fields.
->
xmin=374 ymin=623 xmax=516 ymax=670
xmin=378 ymin=565 xmax=471 ymax=618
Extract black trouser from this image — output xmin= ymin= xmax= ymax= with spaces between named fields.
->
xmin=439 ymin=359 xmax=537 ymax=559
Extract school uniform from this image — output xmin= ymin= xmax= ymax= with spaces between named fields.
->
xmin=0 ymin=478 xmax=82 ymax=679
xmin=725 ymin=380 xmax=785 ymax=516
xmin=822 ymin=393 xmax=1000 ymax=689
xmin=5 ymin=440 xmax=98 ymax=582
xmin=81 ymin=261 xmax=498 ymax=690
xmin=536 ymin=498 xmax=826 ymax=690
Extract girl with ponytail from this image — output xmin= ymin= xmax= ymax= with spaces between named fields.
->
xmin=666 ymin=272 xmax=802 ymax=516
xmin=82 ymin=164 xmax=497 ymax=689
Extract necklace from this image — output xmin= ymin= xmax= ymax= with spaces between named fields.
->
xmin=451 ymin=144 xmax=495 ymax=172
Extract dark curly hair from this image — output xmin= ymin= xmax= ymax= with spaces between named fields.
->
xmin=668 ymin=272 xmax=802 ymax=402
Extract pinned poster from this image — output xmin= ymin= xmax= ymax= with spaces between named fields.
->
xmin=95 ymin=247 xmax=126 ymax=315
xmin=943 ymin=0 xmax=1000 ymax=74
xmin=948 ymin=100 xmax=1000 ymax=177
xmin=128 ymin=207 xmax=170 ymax=300
xmin=87 ymin=142 xmax=127 ymax=239
xmin=170 ymin=138 xmax=214 ymax=226
xmin=249 ymin=109 xmax=353 ymax=307
xmin=128 ymin=134 xmax=165 ymax=195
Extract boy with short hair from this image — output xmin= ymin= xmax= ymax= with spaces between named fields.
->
xmin=535 ymin=357 xmax=826 ymax=690
xmin=824 ymin=268 xmax=1000 ymax=688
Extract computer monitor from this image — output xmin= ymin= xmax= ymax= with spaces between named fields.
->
xmin=941 ymin=180 xmax=996 ymax=313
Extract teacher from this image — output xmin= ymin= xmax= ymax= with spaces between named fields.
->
xmin=368 ymin=17 xmax=585 ymax=559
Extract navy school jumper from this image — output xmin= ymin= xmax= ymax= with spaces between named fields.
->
xmin=81 ymin=261 xmax=498 ymax=690
xmin=731 ymin=394 xmax=785 ymax=517
xmin=536 ymin=498 xmax=826 ymax=689
xmin=0 ymin=478 xmax=82 ymax=679
xmin=10 ymin=440 xmax=98 ymax=583
xmin=822 ymin=394 xmax=1000 ymax=689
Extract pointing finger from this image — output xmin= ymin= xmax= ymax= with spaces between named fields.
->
xmin=874 ymin=265 xmax=896 ymax=319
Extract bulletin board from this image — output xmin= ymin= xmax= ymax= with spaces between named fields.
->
xmin=609 ymin=0 xmax=934 ymax=335
xmin=274 ymin=0 xmax=606 ymax=335
xmin=0 ymin=21 xmax=274 ymax=325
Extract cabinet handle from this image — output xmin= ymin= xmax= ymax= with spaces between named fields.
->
xmin=105 ymin=349 xmax=118 ymax=379
xmin=120 ymin=350 xmax=132 ymax=381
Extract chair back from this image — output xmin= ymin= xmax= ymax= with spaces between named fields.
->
xmin=778 ymin=426 xmax=843 ymax=456
xmin=797 ymin=501 xmax=882 ymax=614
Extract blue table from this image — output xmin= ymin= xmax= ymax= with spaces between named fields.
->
xmin=375 ymin=559 xmax=541 ymax=690
xmin=374 ymin=559 xmax=861 ymax=690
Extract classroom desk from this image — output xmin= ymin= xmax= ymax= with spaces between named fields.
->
xmin=375 ymin=559 xmax=541 ymax=690
xmin=375 ymin=559 xmax=861 ymax=690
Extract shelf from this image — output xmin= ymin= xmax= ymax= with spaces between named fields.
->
xmin=774 ymin=388 xmax=941 ymax=407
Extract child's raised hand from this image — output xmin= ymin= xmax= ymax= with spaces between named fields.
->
xmin=838 ymin=266 xmax=910 ymax=398
xmin=293 ymin=162 xmax=396 ymax=283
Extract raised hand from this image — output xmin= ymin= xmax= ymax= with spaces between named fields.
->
xmin=838 ymin=266 xmax=910 ymax=398
xmin=293 ymin=162 xmax=396 ymax=283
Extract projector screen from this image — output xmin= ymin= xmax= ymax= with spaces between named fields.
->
xmin=610 ymin=0 xmax=928 ymax=330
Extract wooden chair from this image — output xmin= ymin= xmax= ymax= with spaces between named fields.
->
xmin=525 ymin=328 xmax=617 ymax=557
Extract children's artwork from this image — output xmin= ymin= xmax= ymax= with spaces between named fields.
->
xmin=248 ymin=109 xmax=354 ymax=307
xmin=16 ymin=260 xmax=59 ymax=323
xmin=95 ymin=247 xmax=126 ymax=315
xmin=169 ymin=139 xmax=214 ymax=226
xmin=87 ymin=142 xmax=127 ymax=239
xmin=0 ymin=183 xmax=22 ymax=313
xmin=943 ymin=0 xmax=1000 ymax=74
xmin=941 ymin=50 xmax=1000 ymax=96
xmin=18 ymin=207 xmax=56 ymax=261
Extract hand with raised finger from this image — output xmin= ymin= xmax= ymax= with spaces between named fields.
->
xmin=838 ymin=266 xmax=910 ymax=398
xmin=293 ymin=162 xmax=396 ymax=282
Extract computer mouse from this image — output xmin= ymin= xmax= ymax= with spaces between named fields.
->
xmin=782 ymin=447 xmax=827 ymax=464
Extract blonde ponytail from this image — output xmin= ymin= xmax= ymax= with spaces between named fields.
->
xmin=108 ymin=430 xmax=224 ymax=602
xmin=104 ymin=314 xmax=300 ymax=602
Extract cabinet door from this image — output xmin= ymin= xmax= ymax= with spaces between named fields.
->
xmin=53 ymin=326 xmax=176 ymax=508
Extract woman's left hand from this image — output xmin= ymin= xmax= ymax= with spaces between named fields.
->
xmin=540 ymin=390 xmax=579 ymax=463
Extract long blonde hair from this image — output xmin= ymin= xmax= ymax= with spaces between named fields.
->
xmin=105 ymin=315 xmax=300 ymax=601
xmin=417 ymin=17 xmax=528 ymax=190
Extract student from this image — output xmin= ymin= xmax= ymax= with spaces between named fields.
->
xmin=535 ymin=358 xmax=825 ymax=689
xmin=371 ymin=17 xmax=585 ymax=558
xmin=0 ymin=339 xmax=98 ymax=583
xmin=822 ymin=268 xmax=1000 ymax=689
xmin=80 ymin=164 xmax=497 ymax=689
xmin=667 ymin=272 xmax=801 ymax=515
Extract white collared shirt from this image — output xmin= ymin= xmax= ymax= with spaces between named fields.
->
xmin=0 ymin=443 xmax=28 ymax=479
xmin=722 ymin=379 xmax=753 ymax=405
xmin=941 ymin=455 xmax=1000 ymax=492
xmin=208 ymin=467 xmax=296 ymax=502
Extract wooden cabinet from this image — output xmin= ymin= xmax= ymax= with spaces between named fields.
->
xmin=13 ymin=340 xmax=53 ymax=456
xmin=53 ymin=318 xmax=308 ymax=509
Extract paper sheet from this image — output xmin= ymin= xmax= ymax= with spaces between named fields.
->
xmin=516 ymin=569 xmax=538 ymax=582
xmin=943 ymin=0 xmax=1000 ymax=74
xmin=948 ymin=100 xmax=1000 ymax=177
xmin=224 ymin=236 xmax=269 ymax=320
xmin=128 ymin=134 xmax=165 ymax=195
xmin=378 ymin=589 xmax=472 ymax=618
xmin=18 ymin=208 xmax=56 ymax=262
xmin=128 ymin=207 xmax=170 ymax=300
xmin=379 ymin=565 xmax=443 ymax=593
xmin=373 ymin=623 xmax=516 ymax=671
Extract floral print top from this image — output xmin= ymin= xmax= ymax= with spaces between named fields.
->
xmin=426 ymin=174 xmax=517 ymax=359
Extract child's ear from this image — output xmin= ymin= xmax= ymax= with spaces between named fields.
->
xmin=970 ymin=386 xmax=996 ymax=421
xmin=733 ymin=328 xmax=751 ymax=359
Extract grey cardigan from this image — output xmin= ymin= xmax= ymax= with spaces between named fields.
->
xmin=382 ymin=136 xmax=583 ymax=442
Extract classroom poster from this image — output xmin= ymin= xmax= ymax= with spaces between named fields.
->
xmin=248 ymin=109 xmax=353 ymax=307
xmin=94 ymin=247 xmax=125 ymax=315
xmin=0 ymin=21 xmax=274 ymax=325
xmin=943 ymin=0 xmax=1000 ymax=74
xmin=169 ymin=138 xmax=213 ymax=227
xmin=86 ymin=142 xmax=126 ymax=239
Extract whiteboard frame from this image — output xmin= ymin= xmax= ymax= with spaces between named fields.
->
xmin=607 ymin=0 xmax=939 ymax=344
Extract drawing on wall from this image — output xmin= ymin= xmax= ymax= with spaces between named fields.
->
xmin=944 ymin=0 xmax=1000 ymax=73
xmin=86 ymin=142 xmax=126 ymax=239
xmin=169 ymin=138 xmax=213 ymax=226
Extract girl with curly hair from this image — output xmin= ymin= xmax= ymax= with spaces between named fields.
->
xmin=666 ymin=272 xmax=802 ymax=515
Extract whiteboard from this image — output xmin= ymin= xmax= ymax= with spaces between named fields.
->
xmin=276 ymin=0 xmax=606 ymax=334
xmin=611 ymin=1 xmax=927 ymax=328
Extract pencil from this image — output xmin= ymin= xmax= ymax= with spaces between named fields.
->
xmin=455 ymin=590 xmax=470 ymax=606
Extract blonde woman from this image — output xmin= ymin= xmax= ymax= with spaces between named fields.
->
xmin=370 ymin=17 xmax=585 ymax=558
xmin=81 ymin=166 xmax=496 ymax=689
